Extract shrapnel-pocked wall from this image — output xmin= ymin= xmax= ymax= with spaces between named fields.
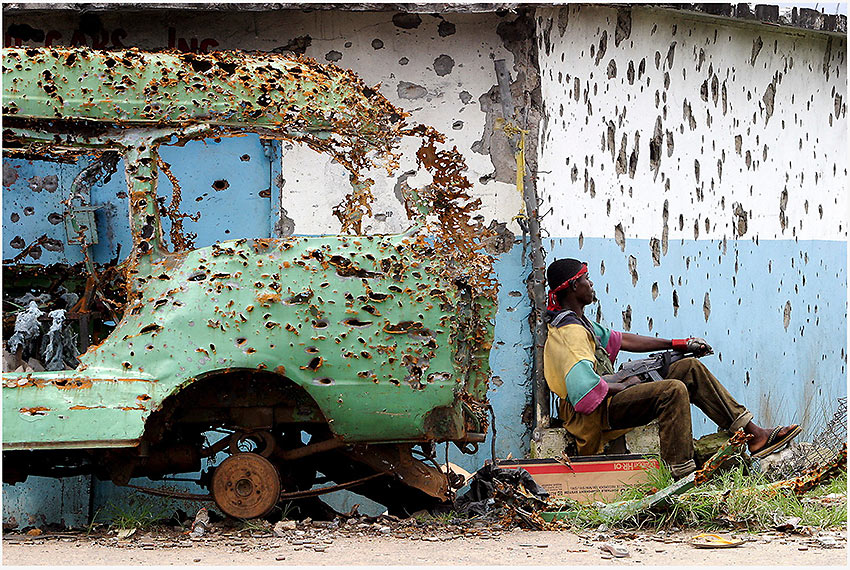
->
xmin=535 ymin=4 xmax=847 ymax=435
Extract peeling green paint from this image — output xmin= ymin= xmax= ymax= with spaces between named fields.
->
xmin=2 ymin=47 xmax=496 ymax=454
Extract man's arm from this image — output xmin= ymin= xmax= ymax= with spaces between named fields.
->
xmin=620 ymin=333 xmax=672 ymax=353
xmin=620 ymin=333 xmax=713 ymax=356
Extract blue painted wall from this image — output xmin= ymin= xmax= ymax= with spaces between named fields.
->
xmin=1 ymin=475 xmax=91 ymax=529
xmin=3 ymin=156 xmax=128 ymax=266
xmin=449 ymin=243 xmax=533 ymax=471
xmin=547 ymin=236 xmax=848 ymax=439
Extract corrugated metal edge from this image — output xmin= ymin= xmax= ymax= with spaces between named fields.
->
xmin=2 ymin=2 xmax=845 ymax=34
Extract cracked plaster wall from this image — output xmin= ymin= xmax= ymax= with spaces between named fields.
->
xmin=535 ymin=4 xmax=847 ymax=437
xmin=261 ymin=11 xmax=529 ymax=238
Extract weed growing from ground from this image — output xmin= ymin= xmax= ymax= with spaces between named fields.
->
xmin=95 ymin=493 xmax=173 ymax=530
xmin=238 ymin=518 xmax=272 ymax=533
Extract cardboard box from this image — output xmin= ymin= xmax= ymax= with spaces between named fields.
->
xmin=498 ymin=454 xmax=659 ymax=503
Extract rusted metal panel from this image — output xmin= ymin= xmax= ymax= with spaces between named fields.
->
xmin=341 ymin=443 xmax=450 ymax=500
xmin=2 ymin=231 xmax=481 ymax=446
xmin=4 ymin=3 xmax=845 ymax=34
xmin=2 ymin=46 xmax=497 ymax=453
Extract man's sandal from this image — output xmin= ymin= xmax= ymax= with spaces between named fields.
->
xmin=751 ymin=424 xmax=802 ymax=459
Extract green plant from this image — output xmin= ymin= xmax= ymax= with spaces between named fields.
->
xmin=277 ymin=501 xmax=296 ymax=521
xmin=85 ymin=507 xmax=104 ymax=535
xmin=94 ymin=493 xmax=172 ymax=530
xmin=238 ymin=518 xmax=272 ymax=533
xmin=415 ymin=510 xmax=468 ymax=525
xmin=544 ymin=461 xmax=846 ymax=532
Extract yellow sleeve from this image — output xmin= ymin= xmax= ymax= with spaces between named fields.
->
xmin=543 ymin=323 xmax=596 ymax=399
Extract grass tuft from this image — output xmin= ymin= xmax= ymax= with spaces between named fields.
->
xmin=95 ymin=493 xmax=172 ymax=530
xmin=545 ymin=460 xmax=846 ymax=532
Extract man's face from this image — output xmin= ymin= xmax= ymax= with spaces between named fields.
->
xmin=573 ymin=273 xmax=595 ymax=305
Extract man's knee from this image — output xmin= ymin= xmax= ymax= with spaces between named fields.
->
xmin=658 ymin=379 xmax=688 ymax=402
xmin=669 ymin=356 xmax=705 ymax=377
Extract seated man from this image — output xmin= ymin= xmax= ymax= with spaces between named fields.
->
xmin=543 ymin=258 xmax=801 ymax=479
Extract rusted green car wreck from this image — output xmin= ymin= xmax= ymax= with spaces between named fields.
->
xmin=2 ymin=46 xmax=497 ymax=518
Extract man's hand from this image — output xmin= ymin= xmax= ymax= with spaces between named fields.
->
xmin=672 ymin=337 xmax=713 ymax=356
xmin=603 ymin=375 xmax=641 ymax=395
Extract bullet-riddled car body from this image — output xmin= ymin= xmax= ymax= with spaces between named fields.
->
xmin=1 ymin=46 xmax=496 ymax=517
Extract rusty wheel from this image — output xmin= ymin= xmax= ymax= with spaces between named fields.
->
xmin=211 ymin=452 xmax=281 ymax=519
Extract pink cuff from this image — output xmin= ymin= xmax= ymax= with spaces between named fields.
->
xmin=606 ymin=330 xmax=622 ymax=361
xmin=574 ymin=378 xmax=609 ymax=414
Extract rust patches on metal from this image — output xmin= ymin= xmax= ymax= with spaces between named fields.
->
xmin=5 ymin=375 xmax=154 ymax=390
xmin=3 ymin=46 xmax=497 ymax=457
xmin=383 ymin=320 xmax=424 ymax=334
xmin=52 ymin=377 xmax=94 ymax=390
xmin=256 ymin=292 xmax=282 ymax=306
xmin=694 ymin=429 xmax=752 ymax=485
xmin=159 ymin=154 xmax=200 ymax=250
xmin=139 ymin=323 xmax=163 ymax=335
xmin=19 ymin=406 xmax=50 ymax=415
xmin=768 ymin=443 xmax=847 ymax=496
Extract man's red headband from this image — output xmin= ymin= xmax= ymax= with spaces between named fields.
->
xmin=546 ymin=263 xmax=587 ymax=311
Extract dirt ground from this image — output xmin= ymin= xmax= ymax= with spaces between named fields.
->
xmin=3 ymin=525 xmax=846 ymax=566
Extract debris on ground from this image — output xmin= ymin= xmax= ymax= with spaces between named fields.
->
xmin=689 ymin=533 xmax=744 ymax=548
xmin=273 ymin=520 xmax=297 ymax=536
xmin=189 ymin=508 xmax=209 ymax=538
xmin=592 ymin=429 xmax=752 ymax=522
xmin=758 ymin=397 xmax=846 ymax=481
xmin=448 ymin=463 xmax=549 ymax=529
xmin=599 ymin=541 xmax=630 ymax=557
xmin=3 ymin=403 xmax=844 ymax=549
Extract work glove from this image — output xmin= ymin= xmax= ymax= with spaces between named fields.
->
xmin=672 ymin=337 xmax=713 ymax=356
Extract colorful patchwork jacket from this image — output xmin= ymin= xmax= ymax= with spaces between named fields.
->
xmin=543 ymin=309 xmax=631 ymax=454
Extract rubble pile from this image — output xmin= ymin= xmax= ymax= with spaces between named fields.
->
xmin=3 ymin=293 xmax=82 ymax=373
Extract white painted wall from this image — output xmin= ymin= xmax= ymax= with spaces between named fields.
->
xmin=534 ymin=4 xmax=847 ymax=437
xmin=535 ymin=4 xmax=847 ymax=243
xmin=262 ymin=12 xmax=525 ymax=235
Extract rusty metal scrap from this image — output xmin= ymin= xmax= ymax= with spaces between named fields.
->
xmin=341 ymin=444 xmax=450 ymax=501
xmin=2 ymin=46 xmax=498 ymax=516
xmin=762 ymin=397 xmax=847 ymax=481
xmin=693 ymin=428 xmax=751 ymax=485
xmin=156 ymin=156 xmax=200 ymax=252
xmin=767 ymin=443 xmax=847 ymax=496
xmin=3 ymin=46 xmax=410 ymax=262
xmin=2 ymin=47 xmax=498 ymax=366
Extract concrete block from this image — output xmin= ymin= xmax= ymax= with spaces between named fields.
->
xmin=624 ymin=420 xmax=660 ymax=455
xmin=530 ymin=428 xmax=569 ymax=459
